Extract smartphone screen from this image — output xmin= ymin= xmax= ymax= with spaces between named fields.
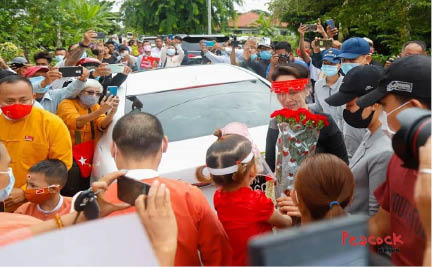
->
xmin=168 ymin=34 xmax=174 ymax=40
xmin=326 ymin=19 xmax=335 ymax=29
xmin=205 ymin=41 xmax=215 ymax=47
xmin=107 ymin=86 xmax=118 ymax=96
xmin=58 ymin=66 xmax=83 ymax=77
xmin=117 ymin=176 xmax=151 ymax=206
xmin=107 ymin=64 xmax=124 ymax=74
xmin=96 ymin=32 xmax=105 ymax=40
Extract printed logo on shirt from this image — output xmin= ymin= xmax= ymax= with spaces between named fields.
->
xmin=342 ymin=230 xmax=403 ymax=253
xmin=24 ymin=136 xmax=34 ymax=142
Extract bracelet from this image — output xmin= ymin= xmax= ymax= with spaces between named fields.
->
xmin=54 ymin=213 xmax=64 ymax=229
xmin=419 ymin=168 xmax=432 ymax=175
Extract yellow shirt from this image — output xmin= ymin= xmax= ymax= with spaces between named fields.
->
xmin=0 ymin=107 xmax=72 ymax=190
xmin=57 ymin=99 xmax=106 ymax=146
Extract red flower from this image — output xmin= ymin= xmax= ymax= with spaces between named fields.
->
xmin=282 ymin=151 xmax=288 ymax=156
xmin=270 ymin=108 xmax=329 ymax=128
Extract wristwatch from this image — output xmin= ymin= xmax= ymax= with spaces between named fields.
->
xmin=79 ymin=42 xmax=89 ymax=48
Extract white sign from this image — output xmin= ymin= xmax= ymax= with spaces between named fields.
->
xmin=0 ymin=213 xmax=159 ymax=266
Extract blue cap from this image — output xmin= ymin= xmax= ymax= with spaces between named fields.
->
xmin=321 ymin=48 xmax=341 ymax=64
xmin=293 ymin=59 xmax=309 ymax=70
xmin=338 ymin=37 xmax=370 ymax=59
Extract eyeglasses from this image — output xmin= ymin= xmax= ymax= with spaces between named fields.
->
xmin=84 ymin=90 xmax=102 ymax=97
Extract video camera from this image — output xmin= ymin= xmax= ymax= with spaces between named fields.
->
xmin=393 ymin=108 xmax=431 ymax=169
xmin=231 ymin=35 xmax=240 ymax=48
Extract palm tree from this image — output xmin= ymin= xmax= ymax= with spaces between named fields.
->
xmin=253 ymin=13 xmax=277 ymax=38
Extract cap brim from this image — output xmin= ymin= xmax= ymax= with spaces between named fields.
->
xmin=325 ymin=91 xmax=357 ymax=106
xmin=337 ymin=52 xmax=361 ymax=59
xmin=356 ymin=88 xmax=388 ymax=108
xmin=322 ymin=57 xmax=340 ymax=64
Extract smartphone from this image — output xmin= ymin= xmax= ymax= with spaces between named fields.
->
xmin=205 ymin=40 xmax=215 ymax=47
xmin=317 ymin=39 xmax=333 ymax=49
xmin=326 ymin=19 xmax=335 ymax=29
xmin=107 ymin=64 xmax=125 ymax=74
xmin=107 ymin=86 xmax=118 ymax=97
xmin=168 ymin=34 xmax=174 ymax=40
xmin=231 ymin=36 xmax=239 ymax=47
xmin=304 ymin=24 xmax=317 ymax=32
xmin=117 ymin=176 xmax=151 ymax=206
xmin=58 ymin=66 xmax=83 ymax=77
xmin=96 ymin=32 xmax=105 ymax=40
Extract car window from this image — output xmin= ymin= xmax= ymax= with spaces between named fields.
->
xmin=125 ymin=80 xmax=281 ymax=142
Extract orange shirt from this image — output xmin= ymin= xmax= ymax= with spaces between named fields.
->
xmin=0 ymin=107 xmax=72 ymax=190
xmin=14 ymin=196 xmax=72 ymax=221
xmin=104 ymin=176 xmax=233 ymax=266
xmin=57 ymin=99 xmax=106 ymax=146
xmin=0 ymin=213 xmax=40 ymax=247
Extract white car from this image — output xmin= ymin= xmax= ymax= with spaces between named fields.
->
xmin=92 ymin=64 xmax=280 ymax=204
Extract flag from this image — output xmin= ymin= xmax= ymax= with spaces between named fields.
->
xmin=72 ymin=140 xmax=95 ymax=178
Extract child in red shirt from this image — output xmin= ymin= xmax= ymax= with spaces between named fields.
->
xmin=15 ymin=160 xmax=71 ymax=221
xmin=197 ymin=131 xmax=292 ymax=266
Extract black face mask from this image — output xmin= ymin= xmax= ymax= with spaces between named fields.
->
xmin=343 ymin=108 xmax=375 ymax=129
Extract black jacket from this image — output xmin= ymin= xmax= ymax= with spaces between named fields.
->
xmin=265 ymin=112 xmax=349 ymax=172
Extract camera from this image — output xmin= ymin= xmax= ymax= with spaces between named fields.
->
xmin=231 ymin=35 xmax=239 ymax=47
xmin=278 ymin=54 xmax=290 ymax=64
xmin=392 ymin=108 xmax=431 ymax=169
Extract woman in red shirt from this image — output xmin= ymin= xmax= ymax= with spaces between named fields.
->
xmin=197 ymin=131 xmax=292 ymax=266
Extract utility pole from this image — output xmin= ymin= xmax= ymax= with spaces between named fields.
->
xmin=207 ymin=0 xmax=212 ymax=34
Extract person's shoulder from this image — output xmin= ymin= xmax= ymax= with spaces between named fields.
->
xmin=14 ymin=202 xmax=34 ymax=215
xmin=37 ymin=106 xmax=67 ymax=124
xmin=269 ymin=117 xmax=278 ymax=129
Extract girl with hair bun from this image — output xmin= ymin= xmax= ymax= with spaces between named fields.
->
xmin=196 ymin=131 xmax=292 ymax=266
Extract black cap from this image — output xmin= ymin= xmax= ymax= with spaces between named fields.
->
xmin=357 ymin=55 xmax=431 ymax=108
xmin=325 ymin=65 xmax=383 ymax=106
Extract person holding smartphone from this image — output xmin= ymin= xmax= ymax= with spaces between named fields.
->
xmin=160 ymin=39 xmax=184 ymax=68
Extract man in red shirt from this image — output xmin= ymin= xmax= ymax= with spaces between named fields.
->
xmin=103 ymin=112 xmax=232 ymax=266
xmin=357 ymin=55 xmax=431 ymax=266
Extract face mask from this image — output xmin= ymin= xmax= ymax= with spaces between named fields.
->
xmin=296 ymin=48 xmax=311 ymax=57
xmin=259 ymin=51 xmax=272 ymax=60
xmin=25 ymin=185 xmax=58 ymax=204
xmin=1 ymin=103 xmax=33 ymax=120
xmin=55 ymin=55 xmax=64 ymax=62
xmin=29 ymin=75 xmax=45 ymax=86
xmin=343 ymin=108 xmax=375 ymax=128
xmin=341 ymin=63 xmax=360 ymax=75
xmin=379 ymin=102 xmax=411 ymax=138
xmin=251 ymin=54 xmax=257 ymax=61
xmin=167 ymin=49 xmax=176 ymax=56
xmin=0 ymin=168 xmax=15 ymax=202
xmin=120 ymin=51 xmax=129 ymax=58
xmin=79 ymin=94 xmax=98 ymax=107
xmin=144 ymin=45 xmax=152 ymax=52
xmin=80 ymin=51 xmax=88 ymax=59
xmin=321 ymin=64 xmax=339 ymax=77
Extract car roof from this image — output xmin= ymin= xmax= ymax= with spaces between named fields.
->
xmin=126 ymin=64 xmax=266 ymax=96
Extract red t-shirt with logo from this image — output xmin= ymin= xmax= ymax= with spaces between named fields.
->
xmin=374 ymin=154 xmax=426 ymax=266
xmin=214 ymin=187 xmax=274 ymax=266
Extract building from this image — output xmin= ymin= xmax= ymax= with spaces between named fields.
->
xmin=228 ymin=11 xmax=289 ymax=35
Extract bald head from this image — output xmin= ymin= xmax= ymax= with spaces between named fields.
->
xmin=401 ymin=41 xmax=427 ymax=57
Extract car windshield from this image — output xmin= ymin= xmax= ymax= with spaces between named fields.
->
xmin=125 ymin=80 xmax=281 ymax=142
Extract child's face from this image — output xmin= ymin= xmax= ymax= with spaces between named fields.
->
xmin=26 ymin=172 xmax=50 ymax=189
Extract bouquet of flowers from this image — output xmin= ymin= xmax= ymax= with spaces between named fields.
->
xmin=271 ymin=108 xmax=329 ymax=196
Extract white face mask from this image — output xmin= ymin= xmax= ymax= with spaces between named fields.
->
xmin=379 ymin=101 xmax=411 ymax=138
xmin=0 ymin=167 xmax=15 ymax=201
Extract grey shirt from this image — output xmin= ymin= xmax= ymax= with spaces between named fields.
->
xmin=345 ymin=127 xmax=393 ymax=216
xmin=309 ymin=75 xmax=345 ymax=131
xmin=35 ymin=79 xmax=85 ymax=113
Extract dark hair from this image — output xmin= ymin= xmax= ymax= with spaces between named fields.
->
xmin=174 ymin=36 xmax=183 ymax=41
xmin=128 ymin=40 xmax=135 ymax=46
xmin=112 ymin=112 xmax=164 ymax=159
xmin=196 ymin=131 xmax=255 ymax=188
xmin=118 ymin=45 xmax=129 ymax=52
xmin=0 ymin=70 xmax=17 ymax=81
xmin=294 ymin=154 xmax=354 ymax=221
xmin=275 ymin=41 xmax=292 ymax=53
xmin=271 ymin=63 xmax=309 ymax=81
xmin=402 ymin=40 xmax=427 ymax=53
xmin=28 ymin=159 xmax=68 ymax=187
xmin=55 ymin=48 xmax=66 ymax=52
xmin=34 ymin=51 xmax=52 ymax=64
xmin=0 ymin=75 xmax=32 ymax=90
xmin=105 ymin=41 xmax=116 ymax=46
xmin=155 ymin=37 xmax=163 ymax=42
xmin=393 ymin=93 xmax=431 ymax=110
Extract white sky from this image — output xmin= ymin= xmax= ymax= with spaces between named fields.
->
xmin=112 ymin=0 xmax=270 ymax=13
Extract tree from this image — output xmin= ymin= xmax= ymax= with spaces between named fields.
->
xmin=268 ymin=0 xmax=431 ymax=55
xmin=253 ymin=13 xmax=277 ymax=38
xmin=120 ymin=0 xmax=243 ymax=35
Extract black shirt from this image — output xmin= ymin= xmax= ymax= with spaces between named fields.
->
xmin=242 ymin=58 xmax=271 ymax=79
xmin=102 ymin=55 xmax=118 ymax=64
xmin=265 ymin=112 xmax=349 ymax=172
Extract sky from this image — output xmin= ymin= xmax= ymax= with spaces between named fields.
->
xmin=112 ymin=0 xmax=270 ymax=13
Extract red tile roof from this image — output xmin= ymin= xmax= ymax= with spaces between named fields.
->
xmin=228 ymin=11 xmax=288 ymax=28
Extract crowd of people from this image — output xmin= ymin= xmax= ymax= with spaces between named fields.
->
xmin=0 ymin=19 xmax=430 ymax=266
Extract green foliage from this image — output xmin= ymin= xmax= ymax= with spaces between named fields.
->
xmin=120 ymin=0 xmax=243 ymax=35
xmin=268 ymin=0 xmax=431 ymax=55
xmin=0 ymin=0 xmax=119 ymax=61
xmin=253 ymin=13 xmax=278 ymax=38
